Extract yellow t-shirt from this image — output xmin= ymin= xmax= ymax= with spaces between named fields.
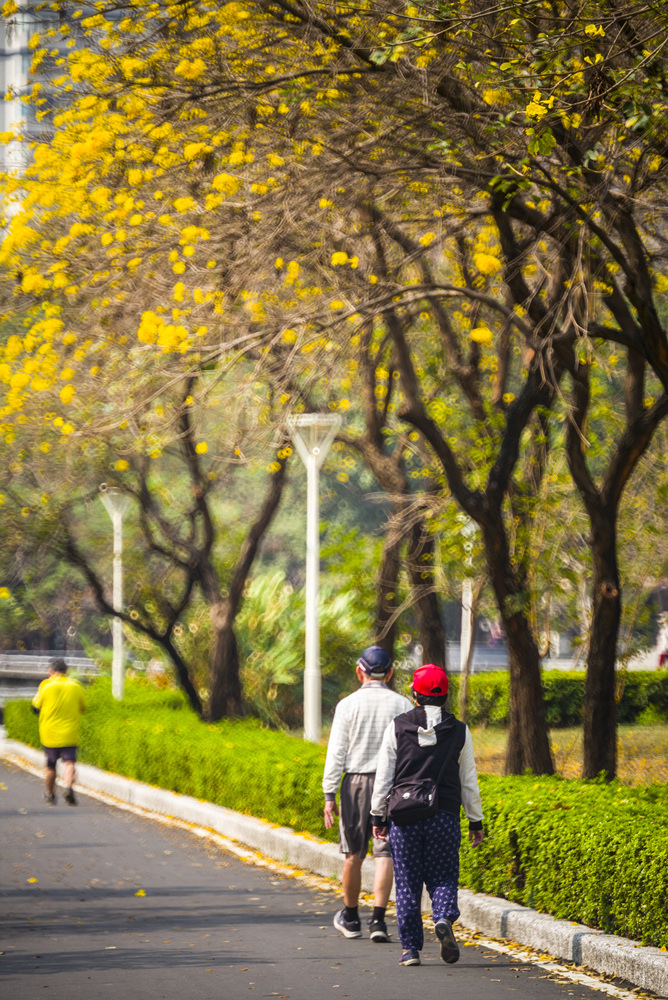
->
xmin=32 ymin=673 xmax=86 ymax=748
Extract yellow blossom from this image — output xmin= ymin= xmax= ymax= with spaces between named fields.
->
xmin=173 ymin=197 xmax=195 ymax=213
xmin=184 ymin=142 xmax=209 ymax=161
xmin=174 ymin=58 xmax=206 ymax=80
xmin=473 ymin=252 xmax=502 ymax=276
xmin=470 ymin=327 xmax=494 ymax=345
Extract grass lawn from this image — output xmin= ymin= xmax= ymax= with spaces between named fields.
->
xmin=470 ymin=723 xmax=668 ymax=785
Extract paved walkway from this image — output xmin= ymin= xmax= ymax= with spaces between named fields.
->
xmin=1 ymin=759 xmax=652 ymax=1000
xmin=0 ymin=741 xmax=668 ymax=1000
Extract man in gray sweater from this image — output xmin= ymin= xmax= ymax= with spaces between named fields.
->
xmin=323 ymin=646 xmax=413 ymax=943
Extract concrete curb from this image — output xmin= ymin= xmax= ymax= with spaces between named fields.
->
xmin=2 ymin=738 xmax=667 ymax=997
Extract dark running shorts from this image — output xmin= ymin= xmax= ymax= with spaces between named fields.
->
xmin=44 ymin=746 xmax=77 ymax=769
xmin=339 ymin=772 xmax=392 ymax=859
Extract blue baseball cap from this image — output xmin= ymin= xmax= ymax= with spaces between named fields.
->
xmin=357 ymin=646 xmax=392 ymax=677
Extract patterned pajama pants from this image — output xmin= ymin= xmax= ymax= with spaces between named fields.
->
xmin=389 ymin=811 xmax=461 ymax=952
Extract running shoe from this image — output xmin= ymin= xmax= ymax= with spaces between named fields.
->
xmin=368 ymin=917 xmax=390 ymax=943
xmin=64 ymin=788 xmax=77 ymax=806
xmin=333 ymin=909 xmax=361 ymax=938
xmin=435 ymin=918 xmax=460 ymax=964
xmin=399 ymin=949 xmax=421 ymax=966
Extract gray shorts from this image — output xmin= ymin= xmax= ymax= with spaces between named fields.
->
xmin=339 ymin=773 xmax=392 ymax=860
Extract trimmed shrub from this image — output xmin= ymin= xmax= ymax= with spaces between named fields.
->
xmin=447 ymin=670 xmax=668 ymax=727
xmin=462 ymin=775 xmax=668 ymax=948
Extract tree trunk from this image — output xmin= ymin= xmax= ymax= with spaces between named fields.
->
xmin=207 ymin=600 xmax=244 ymax=721
xmin=202 ymin=448 xmax=289 ymax=722
xmin=163 ymin=634 xmax=205 ymax=717
xmin=582 ymin=508 xmax=620 ymax=779
xmin=407 ymin=515 xmax=447 ymax=668
xmin=374 ymin=505 xmax=403 ymax=653
xmin=481 ymin=513 xmax=554 ymax=776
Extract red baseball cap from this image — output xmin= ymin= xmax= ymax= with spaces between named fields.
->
xmin=412 ymin=664 xmax=449 ymax=696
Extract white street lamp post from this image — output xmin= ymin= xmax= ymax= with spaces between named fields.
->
xmin=288 ymin=413 xmax=342 ymax=742
xmin=459 ymin=515 xmax=477 ymax=676
xmin=100 ymin=486 xmax=131 ymax=700
xmin=460 ymin=578 xmax=473 ymax=674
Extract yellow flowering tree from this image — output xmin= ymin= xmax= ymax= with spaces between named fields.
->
xmin=2 ymin=0 xmax=668 ymax=768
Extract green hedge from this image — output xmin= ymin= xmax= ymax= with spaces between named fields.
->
xmin=5 ymin=680 xmax=334 ymax=839
xmin=460 ymin=775 xmax=668 ymax=948
xmin=7 ymin=678 xmax=668 ymax=948
xmin=447 ymin=670 xmax=668 ymax=727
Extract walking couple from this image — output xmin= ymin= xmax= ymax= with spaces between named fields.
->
xmin=323 ymin=646 xmax=484 ymax=967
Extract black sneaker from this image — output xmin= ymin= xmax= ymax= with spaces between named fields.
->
xmin=399 ymin=949 xmax=420 ymax=966
xmin=368 ymin=917 xmax=390 ymax=942
xmin=44 ymin=793 xmax=56 ymax=806
xmin=333 ymin=909 xmax=361 ymax=939
xmin=435 ymin=918 xmax=460 ymax=964
xmin=64 ymin=788 xmax=77 ymax=806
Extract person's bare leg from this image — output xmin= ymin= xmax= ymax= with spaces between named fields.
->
xmin=62 ymin=760 xmax=75 ymax=790
xmin=342 ymin=853 xmax=363 ymax=907
xmin=45 ymin=769 xmax=56 ymax=797
xmin=373 ymin=856 xmax=393 ymax=909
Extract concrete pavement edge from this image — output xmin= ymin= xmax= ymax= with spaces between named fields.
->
xmin=2 ymin=737 xmax=666 ymax=998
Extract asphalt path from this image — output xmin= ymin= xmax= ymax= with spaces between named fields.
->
xmin=1 ymin=759 xmax=626 ymax=1000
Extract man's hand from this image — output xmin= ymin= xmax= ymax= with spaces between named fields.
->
xmin=324 ymin=799 xmax=339 ymax=829
xmin=372 ymin=824 xmax=388 ymax=841
xmin=469 ymin=829 xmax=484 ymax=847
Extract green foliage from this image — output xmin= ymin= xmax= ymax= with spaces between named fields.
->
xmin=5 ymin=699 xmax=40 ymax=748
xmin=616 ymin=671 xmax=668 ymax=723
xmin=462 ymin=775 xmax=668 ymax=948
xmin=448 ymin=672 xmax=510 ymax=725
xmin=449 ymin=671 xmax=668 ymax=727
xmin=237 ymin=571 xmax=370 ymax=728
xmin=7 ymin=677 xmax=667 ymax=946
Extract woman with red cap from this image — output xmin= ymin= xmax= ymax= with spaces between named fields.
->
xmin=370 ymin=664 xmax=484 ymax=967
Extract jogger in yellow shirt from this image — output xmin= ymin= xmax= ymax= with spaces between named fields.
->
xmin=32 ymin=659 xmax=86 ymax=806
